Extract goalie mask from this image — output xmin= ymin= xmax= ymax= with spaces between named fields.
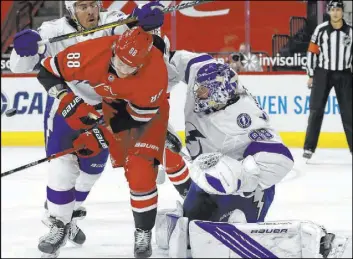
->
xmin=193 ymin=62 xmax=238 ymax=113
xmin=65 ymin=1 xmax=102 ymax=30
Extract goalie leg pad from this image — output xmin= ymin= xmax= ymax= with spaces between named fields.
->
xmin=155 ymin=201 xmax=183 ymax=249
xmin=189 ymin=220 xmax=337 ymax=258
xmin=169 ymin=216 xmax=189 ymax=258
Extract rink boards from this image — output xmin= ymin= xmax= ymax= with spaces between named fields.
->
xmin=1 ymin=73 xmax=348 ymax=148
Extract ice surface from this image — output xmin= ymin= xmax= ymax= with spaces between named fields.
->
xmin=1 ymin=147 xmax=352 ymax=258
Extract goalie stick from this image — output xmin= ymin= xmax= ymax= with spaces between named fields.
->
xmin=37 ymin=0 xmax=214 ymax=46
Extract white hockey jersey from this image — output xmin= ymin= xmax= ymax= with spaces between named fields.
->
xmin=168 ymin=50 xmax=283 ymax=161
xmin=10 ymin=10 xmax=129 ymax=105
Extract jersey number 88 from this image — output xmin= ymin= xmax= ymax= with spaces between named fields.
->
xmin=67 ymin=52 xmax=81 ymax=68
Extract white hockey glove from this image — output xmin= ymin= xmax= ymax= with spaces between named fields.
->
xmin=189 ymin=152 xmax=261 ymax=195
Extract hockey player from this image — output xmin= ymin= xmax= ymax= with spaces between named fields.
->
xmin=38 ymin=27 xmax=169 ymax=258
xmin=10 ymin=0 xmax=164 ymax=257
xmin=159 ymin=50 xmax=294 ymax=221
xmin=154 ymin=52 xmax=349 ymax=258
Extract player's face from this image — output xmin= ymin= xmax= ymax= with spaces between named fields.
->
xmin=113 ymin=55 xmax=139 ymax=78
xmin=195 ymin=85 xmax=209 ymax=99
xmin=239 ymin=44 xmax=247 ymax=54
xmin=75 ymin=1 xmax=99 ymax=29
xmin=329 ymin=7 xmax=343 ymax=22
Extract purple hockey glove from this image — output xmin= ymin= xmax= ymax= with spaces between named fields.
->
xmin=13 ymin=29 xmax=42 ymax=57
xmin=132 ymin=1 xmax=165 ymax=31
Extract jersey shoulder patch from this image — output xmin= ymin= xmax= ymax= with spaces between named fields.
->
xmin=101 ymin=10 xmax=127 ymax=24
xmin=37 ymin=17 xmax=67 ymax=39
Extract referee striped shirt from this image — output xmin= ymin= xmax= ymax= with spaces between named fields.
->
xmin=306 ymin=19 xmax=352 ymax=77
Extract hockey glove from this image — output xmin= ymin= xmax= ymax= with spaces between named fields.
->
xmin=13 ymin=29 xmax=46 ymax=57
xmin=57 ymin=92 xmax=101 ymax=130
xmin=132 ymin=1 xmax=165 ymax=31
xmin=73 ymin=125 xmax=115 ymax=158
xmin=166 ymin=126 xmax=182 ymax=154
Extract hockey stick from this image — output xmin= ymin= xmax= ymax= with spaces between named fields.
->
xmin=166 ymin=129 xmax=193 ymax=162
xmin=5 ymin=103 xmax=103 ymax=118
xmin=37 ymin=0 xmax=214 ymax=45
xmin=1 ymin=116 xmax=105 ymax=178
xmin=1 ymin=146 xmax=84 ymax=178
xmin=156 ymin=128 xmax=192 ymax=184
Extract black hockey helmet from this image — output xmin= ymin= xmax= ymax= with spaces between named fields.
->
xmin=327 ymin=0 xmax=345 ymax=11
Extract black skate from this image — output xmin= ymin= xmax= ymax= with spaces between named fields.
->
xmin=43 ymin=201 xmax=86 ymax=246
xmin=303 ymin=149 xmax=313 ymax=159
xmin=134 ymin=228 xmax=152 ymax=258
xmin=320 ymin=233 xmax=336 ymax=258
xmin=38 ymin=217 xmax=70 ymax=258
xmin=68 ymin=219 xmax=86 ymax=246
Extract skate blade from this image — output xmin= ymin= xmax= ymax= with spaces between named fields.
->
xmin=303 ymin=156 xmax=312 ymax=164
xmin=68 ymin=238 xmax=83 ymax=247
xmin=134 ymin=251 xmax=152 ymax=258
xmin=41 ymin=251 xmax=59 ymax=258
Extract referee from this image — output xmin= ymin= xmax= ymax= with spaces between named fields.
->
xmin=304 ymin=0 xmax=352 ymax=159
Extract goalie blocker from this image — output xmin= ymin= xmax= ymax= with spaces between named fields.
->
xmin=155 ymin=207 xmax=351 ymax=258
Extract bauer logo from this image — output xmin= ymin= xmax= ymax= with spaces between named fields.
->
xmin=251 ymin=229 xmax=288 ymax=234
xmin=1 ymin=91 xmax=9 ymax=116
xmin=62 ymin=96 xmax=81 ymax=117
xmin=92 ymin=128 xmax=108 ymax=149
xmin=134 ymin=142 xmax=159 ymax=151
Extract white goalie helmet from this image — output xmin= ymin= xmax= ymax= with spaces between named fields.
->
xmin=65 ymin=1 xmax=102 ymax=28
xmin=189 ymin=153 xmax=242 ymax=195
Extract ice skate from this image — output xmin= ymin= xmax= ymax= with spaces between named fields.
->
xmin=42 ymin=202 xmax=86 ymax=246
xmin=134 ymin=228 xmax=152 ymax=258
xmin=303 ymin=149 xmax=314 ymax=159
xmin=38 ymin=217 xmax=69 ymax=258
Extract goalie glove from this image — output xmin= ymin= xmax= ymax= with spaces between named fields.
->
xmin=73 ymin=125 xmax=115 ymax=158
xmin=57 ymin=92 xmax=101 ymax=130
xmin=190 ymin=153 xmax=261 ymax=195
